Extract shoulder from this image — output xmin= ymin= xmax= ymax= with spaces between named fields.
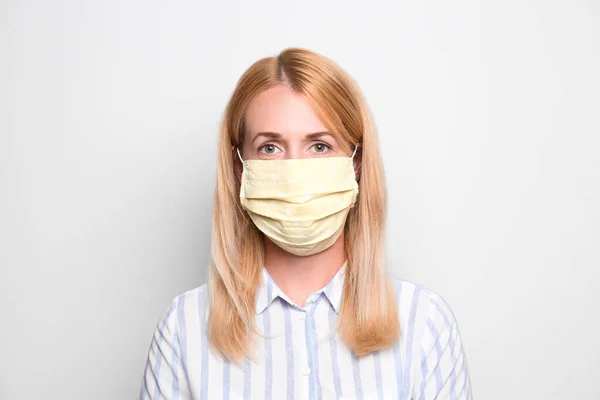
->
xmin=156 ymin=283 xmax=209 ymax=330
xmin=390 ymin=277 xmax=461 ymax=345
xmin=390 ymin=277 xmax=472 ymax=397
xmin=391 ymin=276 xmax=456 ymax=319
xmin=172 ymin=283 xmax=209 ymax=308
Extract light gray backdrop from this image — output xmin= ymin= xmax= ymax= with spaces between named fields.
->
xmin=1 ymin=0 xmax=599 ymax=399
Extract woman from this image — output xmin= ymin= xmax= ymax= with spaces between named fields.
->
xmin=140 ymin=48 xmax=472 ymax=400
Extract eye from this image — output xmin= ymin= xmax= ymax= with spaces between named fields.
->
xmin=258 ymin=143 xmax=280 ymax=155
xmin=310 ymin=143 xmax=331 ymax=153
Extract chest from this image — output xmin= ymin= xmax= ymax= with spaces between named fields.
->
xmin=186 ymin=298 xmax=414 ymax=399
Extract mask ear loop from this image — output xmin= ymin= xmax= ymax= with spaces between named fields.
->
xmin=349 ymin=143 xmax=360 ymax=208
xmin=350 ymin=143 xmax=359 ymax=160
xmin=236 ymin=146 xmax=245 ymax=163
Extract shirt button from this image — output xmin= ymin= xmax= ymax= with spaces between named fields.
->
xmin=299 ymin=313 xmax=306 ymax=321
xmin=303 ymin=367 xmax=311 ymax=376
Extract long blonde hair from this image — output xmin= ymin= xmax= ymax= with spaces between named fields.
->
xmin=209 ymin=48 xmax=399 ymax=363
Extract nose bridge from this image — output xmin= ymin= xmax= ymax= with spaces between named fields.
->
xmin=285 ymin=139 xmax=305 ymax=159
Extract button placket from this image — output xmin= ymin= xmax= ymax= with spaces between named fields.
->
xmin=298 ymin=293 xmax=323 ymax=398
xmin=304 ymin=296 xmax=324 ymax=399
xmin=301 ymin=310 xmax=311 ymax=379
xmin=293 ymin=307 xmax=311 ymax=399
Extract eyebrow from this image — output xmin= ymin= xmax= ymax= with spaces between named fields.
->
xmin=251 ymin=132 xmax=282 ymax=144
xmin=305 ymin=131 xmax=332 ymax=140
xmin=251 ymin=131 xmax=332 ymax=144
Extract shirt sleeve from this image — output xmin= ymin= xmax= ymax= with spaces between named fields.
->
xmin=412 ymin=293 xmax=472 ymax=400
xmin=139 ymin=297 xmax=192 ymax=400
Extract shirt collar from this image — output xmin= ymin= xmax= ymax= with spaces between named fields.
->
xmin=255 ymin=261 xmax=347 ymax=315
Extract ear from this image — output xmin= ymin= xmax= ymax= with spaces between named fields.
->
xmin=233 ymin=146 xmax=243 ymax=182
xmin=353 ymin=144 xmax=362 ymax=181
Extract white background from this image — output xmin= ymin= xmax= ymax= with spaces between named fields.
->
xmin=1 ymin=0 xmax=599 ymax=399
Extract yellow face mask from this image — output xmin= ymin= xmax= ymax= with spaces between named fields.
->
xmin=237 ymin=146 xmax=359 ymax=256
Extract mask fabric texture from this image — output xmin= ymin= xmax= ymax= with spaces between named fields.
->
xmin=237 ymin=150 xmax=359 ymax=256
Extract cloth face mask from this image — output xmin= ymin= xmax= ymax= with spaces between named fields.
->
xmin=237 ymin=146 xmax=359 ymax=256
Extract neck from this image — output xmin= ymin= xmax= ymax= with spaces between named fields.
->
xmin=264 ymin=234 xmax=346 ymax=307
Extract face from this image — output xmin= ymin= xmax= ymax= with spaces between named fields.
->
xmin=240 ymin=85 xmax=355 ymax=161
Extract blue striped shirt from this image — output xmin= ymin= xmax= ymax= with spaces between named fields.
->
xmin=140 ymin=265 xmax=472 ymax=399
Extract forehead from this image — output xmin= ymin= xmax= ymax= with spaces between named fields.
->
xmin=244 ymin=85 xmax=327 ymax=137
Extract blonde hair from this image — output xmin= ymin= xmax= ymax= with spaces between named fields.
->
xmin=209 ymin=48 xmax=399 ymax=363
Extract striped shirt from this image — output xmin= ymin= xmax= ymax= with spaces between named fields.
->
xmin=140 ymin=265 xmax=472 ymax=399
